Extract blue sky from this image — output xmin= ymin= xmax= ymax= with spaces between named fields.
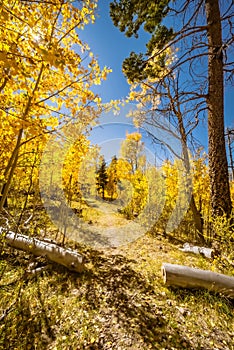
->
xmin=78 ymin=0 xmax=234 ymax=162
xmin=79 ymin=1 xmax=150 ymax=102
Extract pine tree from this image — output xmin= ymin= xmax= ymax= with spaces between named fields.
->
xmin=110 ymin=0 xmax=233 ymax=218
xmin=106 ymin=156 xmax=119 ymax=200
xmin=96 ymin=158 xmax=108 ymax=200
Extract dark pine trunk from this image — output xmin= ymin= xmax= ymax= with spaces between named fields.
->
xmin=205 ymin=0 xmax=232 ymax=217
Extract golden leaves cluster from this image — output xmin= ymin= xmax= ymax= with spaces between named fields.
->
xmin=0 ymin=0 xmax=109 ymax=137
xmin=0 ymin=0 xmax=110 ymax=206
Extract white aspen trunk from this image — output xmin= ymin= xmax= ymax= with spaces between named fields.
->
xmin=162 ymin=263 xmax=234 ymax=298
xmin=179 ymin=243 xmax=213 ymax=258
xmin=1 ymin=228 xmax=84 ymax=273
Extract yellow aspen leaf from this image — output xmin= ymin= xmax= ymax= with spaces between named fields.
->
xmin=0 ymin=9 xmax=9 ymax=20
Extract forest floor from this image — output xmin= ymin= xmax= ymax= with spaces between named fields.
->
xmin=0 ymin=199 xmax=234 ymax=349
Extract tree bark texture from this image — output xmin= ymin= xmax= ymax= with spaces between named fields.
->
xmin=205 ymin=0 xmax=232 ymax=217
xmin=0 ymin=227 xmax=84 ymax=273
xmin=162 ymin=263 xmax=234 ymax=298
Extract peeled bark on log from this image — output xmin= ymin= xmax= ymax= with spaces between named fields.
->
xmin=0 ymin=227 xmax=84 ymax=273
xmin=162 ymin=263 xmax=234 ymax=298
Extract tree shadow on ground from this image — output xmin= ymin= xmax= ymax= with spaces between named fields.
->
xmin=54 ymin=247 xmax=195 ymax=349
xmin=2 ymin=245 xmax=232 ymax=349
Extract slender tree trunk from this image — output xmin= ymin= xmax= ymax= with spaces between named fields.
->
xmin=227 ymin=129 xmax=234 ymax=181
xmin=0 ymin=128 xmax=23 ymax=211
xmin=0 ymin=184 xmax=8 ymax=208
xmin=0 ymin=65 xmax=44 ymax=212
xmin=167 ymin=81 xmax=204 ymax=235
xmin=189 ymin=196 xmax=204 ymax=239
xmin=177 ymin=112 xmax=204 ymax=235
xmin=205 ymin=0 xmax=232 ymax=217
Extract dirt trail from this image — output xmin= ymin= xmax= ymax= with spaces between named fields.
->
xmin=77 ymin=197 xmax=146 ymax=249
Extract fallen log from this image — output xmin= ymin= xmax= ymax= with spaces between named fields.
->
xmin=0 ymin=227 xmax=84 ymax=273
xmin=162 ymin=263 xmax=234 ymax=298
xmin=179 ymin=243 xmax=213 ymax=258
xmin=179 ymin=243 xmax=234 ymax=268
